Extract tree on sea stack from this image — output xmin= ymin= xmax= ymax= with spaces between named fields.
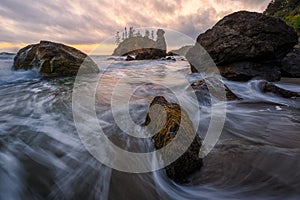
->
xmin=112 ymin=28 xmax=167 ymax=59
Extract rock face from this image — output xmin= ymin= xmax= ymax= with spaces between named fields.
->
xmin=144 ymin=96 xmax=202 ymax=183
xmin=217 ymin=62 xmax=282 ymax=82
xmin=13 ymin=41 xmax=99 ymax=77
xmin=187 ymin=11 xmax=298 ymax=81
xmin=281 ymin=46 xmax=300 ymax=77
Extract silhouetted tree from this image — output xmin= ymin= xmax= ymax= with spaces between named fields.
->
xmin=115 ymin=31 xmax=120 ymax=44
xmin=136 ymin=30 xmax=141 ymax=37
xmin=124 ymin=27 xmax=128 ymax=39
xmin=151 ymin=30 xmax=154 ymax=40
xmin=145 ymin=29 xmax=150 ymax=38
xmin=129 ymin=27 xmax=135 ymax=38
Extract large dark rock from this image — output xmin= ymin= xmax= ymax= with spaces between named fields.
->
xmin=187 ymin=11 xmax=298 ymax=81
xmin=143 ymin=96 xmax=202 ymax=183
xmin=281 ymin=46 xmax=300 ymax=78
xmin=217 ymin=62 xmax=282 ymax=82
xmin=13 ymin=41 xmax=99 ymax=77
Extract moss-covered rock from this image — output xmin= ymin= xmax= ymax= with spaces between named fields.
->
xmin=144 ymin=96 xmax=202 ymax=183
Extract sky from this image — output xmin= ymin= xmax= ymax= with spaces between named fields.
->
xmin=0 ymin=0 xmax=272 ymax=54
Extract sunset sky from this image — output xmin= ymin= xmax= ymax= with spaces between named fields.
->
xmin=0 ymin=0 xmax=271 ymax=54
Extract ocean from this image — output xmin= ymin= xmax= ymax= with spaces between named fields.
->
xmin=0 ymin=54 xmax=300 ymax=199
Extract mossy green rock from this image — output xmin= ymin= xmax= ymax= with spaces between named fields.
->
xmin=144 ymin=96 xmax=202 ymax=183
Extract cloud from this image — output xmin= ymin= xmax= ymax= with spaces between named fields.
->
xmin=0 ymin=0 xmax=271 ymax=52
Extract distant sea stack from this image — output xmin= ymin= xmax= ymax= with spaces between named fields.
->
xmin=167 ymin=45 xmax=192 ymax=57
xmin=186 ymin=11 xmax=298 ymax=81
xmin=113 ymin=29 xmax=167 ymax=60
xmin=13 ymin=41 xmax=99 ymax=77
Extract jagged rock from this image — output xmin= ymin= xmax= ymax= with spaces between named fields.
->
xmin=13 ymin=41 xmax=99 ymax=77
xmin=187 ymin=11 xmax=298 ymax=81
xmin=259 ymin=81 xmax=300 ymax=98
xmin=143 ymin=96 xmax=202 ymax=183
xmin=281 ymin=46 xmax=300 ymax=78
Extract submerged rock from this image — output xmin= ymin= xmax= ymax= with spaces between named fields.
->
xmin=144 ymin=96 xmax=202 ymax=183
xmin=191 ymin=80 xmax=240 ymax=104
xmin=13 ymin=41 xmax=99 ymax=77
xmin=125 ymin=55 xmax=135 ymax=61
xmin=187 ymin=11 xmax=298 ymax=81
xmin=259 ymin=81 xmax=300 ymax=98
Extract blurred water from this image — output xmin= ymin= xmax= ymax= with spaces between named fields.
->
xmin=0 ymin=55 xmax=300 ymax=199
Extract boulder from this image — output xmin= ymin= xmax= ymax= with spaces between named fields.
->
xmin=259 ymin=81 xmax=300 ymax=98
xmin=281 ymin=46 xmax=300 ymax=78
xmin=143 ymin=96 xmax=202 ymax=183
xmin=13 ymin=41 xmax=99 ymax=77
xmin=187 ymin=11 xmax=298 ymax=81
